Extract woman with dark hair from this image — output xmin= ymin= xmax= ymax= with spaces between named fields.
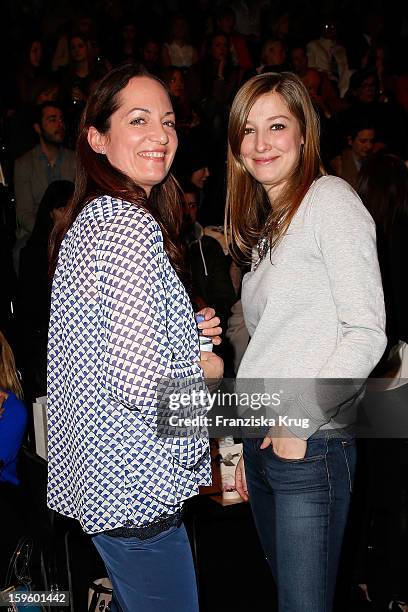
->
xmin=47 ymin=63 xmax=223 ymax=612
xmin=227 ymin=72 xmax=386 ymax=611
xmin=354 ymin=153 xmax=408 ymax=611
xmin=17 ymin=180 xmax=75 ymax=399
xmin=15 ymin=36 xmax=48 ymax=107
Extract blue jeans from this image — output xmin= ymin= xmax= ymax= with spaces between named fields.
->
xmin=243 ymin=432 xmax=356 ymax=612
xmin=92 ymin=523 xmax=199 ymax=612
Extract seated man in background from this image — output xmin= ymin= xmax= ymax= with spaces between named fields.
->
xmin=331 ymin=120 xmax=375 ymax=189
xmin=13 ymin=102 xmax=75 ymax=266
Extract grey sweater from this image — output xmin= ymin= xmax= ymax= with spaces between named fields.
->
xmin=237 ymin=176 xmax=387 ymax=438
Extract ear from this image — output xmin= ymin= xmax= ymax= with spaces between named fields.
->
xmin=34 ymin=122 xmax=41 ymax=136
xmin=87 ymin=126 xmax=107 ymax=154
xmin=347 ymin=136 xmax=352 ymax=146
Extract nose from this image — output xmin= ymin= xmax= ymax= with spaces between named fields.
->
xmin=149 ymin=121 xmax=169 ymax=145
xmin=255 ymin=131 xmax=271 ymax=153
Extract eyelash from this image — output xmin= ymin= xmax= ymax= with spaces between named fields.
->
xmin=130 ymin=117 xmax=146 ymax=126
xmin=130 ymin=118 xmax=176 ymax=128
xmin=243 ymin=123 xmax=285 ymax=135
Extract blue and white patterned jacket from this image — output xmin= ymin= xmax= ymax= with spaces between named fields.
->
xmin=47 ymin=195 xmax=211 ymax=534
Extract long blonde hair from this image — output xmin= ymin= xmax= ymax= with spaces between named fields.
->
xmin=225 ymin=72 xmax=322 ymax=265
xmin=0 ymin=330 xmax=23 ymax=398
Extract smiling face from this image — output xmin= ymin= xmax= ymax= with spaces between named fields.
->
xmin=240 ymin=91 xmax=304 ymax=200
xmin=88 ymin=77 xmax=177 ymax=195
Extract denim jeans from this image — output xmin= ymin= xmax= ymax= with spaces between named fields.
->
xmin=243 ymin=432 xmax=356 ymax=612
xmin=92 ymin=523 xmax=199 ymax=612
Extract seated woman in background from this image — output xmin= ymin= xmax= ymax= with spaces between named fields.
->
xmin=0 ymin=329 xmax=27 ymax=586
xmin=353 ymin=153 xmax=408 ymax=612
xmin=17 ymin=180 xmax=75 ymax=400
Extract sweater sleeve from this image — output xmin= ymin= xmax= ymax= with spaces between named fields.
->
xmin=96 ymin=207 xmax=176 ymax=410
xmin=294 ymin=178 xmax=387 ymax=436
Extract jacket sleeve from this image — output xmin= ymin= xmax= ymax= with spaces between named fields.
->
xmin=96 ymin=207 xmax=175 ymax=410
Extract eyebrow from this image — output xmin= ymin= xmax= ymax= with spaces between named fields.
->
xmin=126 ymin=107 xmax=175 ymax=116
xmin=246 ymin=114 xmax=291 ymax=123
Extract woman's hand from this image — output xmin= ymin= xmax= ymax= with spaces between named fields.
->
xmin=260 ymin=428 xmax=307 ymax=460
xmin=198 ymin=351 xmax=224 ymax=390
xmin=196 ymin=307 xmax=222 ymax=346
xmin=235 ymin=455 xmax=248 ymax=501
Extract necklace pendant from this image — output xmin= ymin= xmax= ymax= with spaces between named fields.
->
xmin=253 ymin=237 xmax=269 ymax=271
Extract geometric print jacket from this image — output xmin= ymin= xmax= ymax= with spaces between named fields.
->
xmin=47 ymin=196 xmax=211 ymax=534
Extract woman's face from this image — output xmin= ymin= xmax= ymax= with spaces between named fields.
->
xmin=240 ymin=91 xmax=304 ymax=199
xmin=91 ymin=77 xmax=177 ymax=195
xmin=70 ymin=37 xmax=88 ymax=63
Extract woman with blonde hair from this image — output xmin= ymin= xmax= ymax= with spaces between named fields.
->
xmin=0 ymin=329 xmax=27 ymax=585
xmin=227 ymin=72 xmax=387 ymax=611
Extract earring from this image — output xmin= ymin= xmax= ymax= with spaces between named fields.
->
xmin=100 ymin=148 xmax=105 ymax=154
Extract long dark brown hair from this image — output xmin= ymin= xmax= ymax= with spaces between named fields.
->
xmin=226 ymin=72 xmax=322 ymax=265
xmin=356 ymin=152 xmax=408 ymax=235
xmin=49 ymin=63 xmax=185 ymax=278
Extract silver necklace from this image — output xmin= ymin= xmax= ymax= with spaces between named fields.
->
xmin=253 ymin=236 xmax=269 ymax=271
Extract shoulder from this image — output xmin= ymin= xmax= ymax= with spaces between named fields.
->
xmin=81 ymin=195 xmax=157 ymax=228
xmin=310 ymin=175 xmax=365 ymax=211
xmin=2 ymin=392 xmax=28 ymax=425
xmin=14 ymin=148 xmax=36 ymax=169
xmin=307 ymin=175 xmax=375 ymax=231
xmin=85 ymin=196 xmax=163 ymax=252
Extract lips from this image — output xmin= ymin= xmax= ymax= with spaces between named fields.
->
xmin=253 ymin=156 xmax=279 ymax=165
xmin=138 ymin=151 xmax=166 ymax=160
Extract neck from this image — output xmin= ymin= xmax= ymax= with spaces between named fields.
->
xmin=40 ymin=139 xmax=60 ymax=164
xmin=265 ymin=181 xmax=285 ymax=206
